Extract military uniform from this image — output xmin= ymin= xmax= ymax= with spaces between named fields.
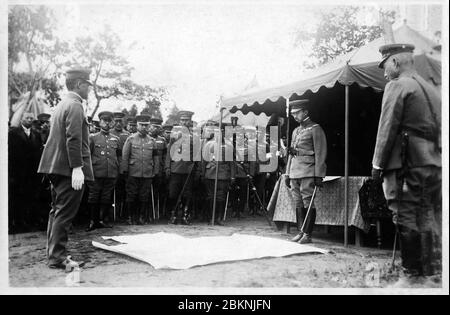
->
xmin=287 ymin=99 xmax=327 ymax=243
xmin=232 ymin=130 xmax=257 ymax=218
xmin=37 ymin=113 xmax=51 ymax=145
xmin=166 ymin=111 xmax=198 ymax=225
xmin=111 ymin=112 xmax=130 ymax=220
xmin=86 ymin=111 xmax=120 ymax=231
xmin=126 ymin=116 xmax=137 ymax=134
xmin=373 ymin=44 xmax=442 ymax=277
xmin=38 ymin=67 xmax=94 ymax=267
xmin=149 ymin=117 xmax=167 ymax=221
xmin=121 ymin=115 xmax=157 ymax=224
xmin=202 ymin=136 xmax=236 ymax=225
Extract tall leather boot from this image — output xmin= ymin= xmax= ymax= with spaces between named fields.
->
xmin=168 ymin=199 xmax=178 ymax=224
xmin=398 ymin=225 xmax=422 ymax=276
xmin=138 ymin=202 xmax=146 ymax=225
xmin=86 ymin=203 xmax=98 ymax=232
xmin=126 ymin=202 xmax=135 ymax=225
xmin=181 ymin=204 xmax=191 ymax=225
xmin=299 ymin=207 xmax=316 ymax=244
xmin=215 ymin=201 xmax=225 ymax=226
xmin=291 ymin=207 xmax=305 ymax=242
xmin=98 ymin=204 xmax=112 ymax=228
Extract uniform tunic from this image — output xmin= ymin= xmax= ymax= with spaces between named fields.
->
xmin=87 ymin=131 xmax=120 ymax=204
xmin=287 ymin=118 xmax=327 ymax=210
xmin=372 ymin=70 xmax=441 ymax=276
xmin=121 ymin=133 xmax=157 ymax=202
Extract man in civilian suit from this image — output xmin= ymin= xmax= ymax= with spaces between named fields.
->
xmin=38 ymin=67 xmax=94 ymax=270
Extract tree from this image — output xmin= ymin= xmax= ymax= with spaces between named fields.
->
xmin=129 ymin=104 xmax=138 ymax=117
xmin=141 ymin=98 xmax=162 ymax=118
xmin=295 ymin=6 xmax=394 ymax=67
xmin=67 ymin=24 xmax=135 ymax=118
xmin=8 ymin=6 xmax=69 ymax=116
xmin=165 ymin=105 xmax=180 ymax=125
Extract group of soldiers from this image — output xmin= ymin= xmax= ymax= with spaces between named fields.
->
xmin=77 ymin=110 xmax=281 ymax=231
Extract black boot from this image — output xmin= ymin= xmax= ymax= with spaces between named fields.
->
xmin=98 ymin=204 xmax=113 ymax=228
xmin=181 ymin=205 xmax=191 ymax=225
xmin=126 ymin=202 xmax=136 ymax=225
xmin=399 ymin=225 xmax=422 ymax=276
xmin=168 ymin=199 xmax=178 ymax=224
xmin=299 ymin=207 xmax=316 ymax=244
xmin=215 ymin=201 xmax=225 ymax=226
xmin=86 ymin=203 xmax=98 ymax=232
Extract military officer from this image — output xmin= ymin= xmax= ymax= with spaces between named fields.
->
xmin=38 ymin=66 xmax=94 ymax=270
xmin=149 ymin=117 xmax=168 ymax=221
xmin=86 ymin=111 xmax=121 ymax=231
xmin=162 ymin=124 xmax=173 ymax=143
xmin=111 ymin=111 xmax=130 ymax=221
xmin=121 ymin=115 xmax=158 ymax=225
xmin=126 ymin=116 xmax=137 ymax=134
xmin=37 ymin=113 xmax=51 ymax=144
xmin=373 ymin=44 xmax=441 ymax=280
xmin=202 ymin=124 xmax=236 ymax=225
xmin=231 ymin=126 xmax=257 ymax=218
xmin=166 ymin=111 xmax=198 ymax=225
xmin=287 ymin=99 xmax=327 ymax=244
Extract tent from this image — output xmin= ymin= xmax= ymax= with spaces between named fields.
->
xmin=10 ymin=90 xmax=52 ymax=127
xmin=219 ymin=22 xmax=441 ymax=246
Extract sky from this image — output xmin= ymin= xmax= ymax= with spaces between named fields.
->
xmin=9 ymin=0 xmax=421 ymax=122
xmin=48 ymin=2 xmax=327 ymax=121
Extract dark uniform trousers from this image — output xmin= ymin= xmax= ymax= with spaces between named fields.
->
xmin=126 ymin=176 xmax=153 ymax=202
xmin=87 ymin=178 xmax=117 ymax=204
xmin=206 ymin=179 xmax=230 ymax=221
xmin=47 ymin=175 xmax=85 ymax=265
xmin=290 ymin=177 xmax=316 ymax=234
xmin=168 ymin=173 xmax=193 ymax=200
xmin=383 ymin=166 xmax=442 ymax=275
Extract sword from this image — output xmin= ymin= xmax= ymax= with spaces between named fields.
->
xmin=113 ymin=189 xmax=116 ymax=222
xmin=223 ymin=190 xmax=230 ymax=221
xmin=300 ymin=186 xmax=318 ymax=233
xmin=151 ymin=184 xmax=156 ymax=221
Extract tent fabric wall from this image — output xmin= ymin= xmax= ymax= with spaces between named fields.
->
xmin=222 ymin=23 xmax=441 ymax=114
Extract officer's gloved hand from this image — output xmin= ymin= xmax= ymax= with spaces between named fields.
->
xmin=284 ymin=175 xmax=291 ymax=189
xmin=371 ymin=168 xmax=383 ymax=184
xmin=314 ymin=177 xmax=323 ymax=187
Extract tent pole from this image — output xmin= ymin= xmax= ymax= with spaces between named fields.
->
xmin=211 ymin=107 xmax=224 ymax=225
xmin=285 ymin=97 xmax=291 ymax=148
xmin=344 ymin=85 xmax=349 ymax=247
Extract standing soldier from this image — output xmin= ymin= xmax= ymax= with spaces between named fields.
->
xmin=111 ymin=112 xmax=130 ymax=221
xmin=232 ymin=126 xmax=256 ymax=219
xmin=37 ymin=113 xmax=51 ymax=145
xmin=373 ymin=44 xmax=441 ymax=282
xmin=166 ymin=111 xmax=197 ymax=225
xmin=121 ymin=115 xmax=157 ymax=225
xmin=202 ymin=124 xmax=236 ymax=225
xmin=86 ymin=111 xmax=121 ymax=231
xmin=126 ymin=116 xmax=137 ymax=134
xmin=287 ymin=99 xmax=327 ymax=244
xmin=149 ymin=117 xmax=167 ymax=221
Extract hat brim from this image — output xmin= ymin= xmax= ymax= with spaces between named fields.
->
xmin=378 ymin=56 xmax=389 ymax=69
xmin=290 ymin=108 xmax=303 ymax=114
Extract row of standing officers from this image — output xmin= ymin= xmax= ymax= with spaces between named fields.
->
xmin=84 ymin=110 xmax=279 ymax=232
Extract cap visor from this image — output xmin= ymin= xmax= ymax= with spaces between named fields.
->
xmin=378 ymin=57 xmax=388 ymax=69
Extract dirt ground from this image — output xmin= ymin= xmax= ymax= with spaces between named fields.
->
xmin=8 ymin=216 xmax=443 ymax=290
